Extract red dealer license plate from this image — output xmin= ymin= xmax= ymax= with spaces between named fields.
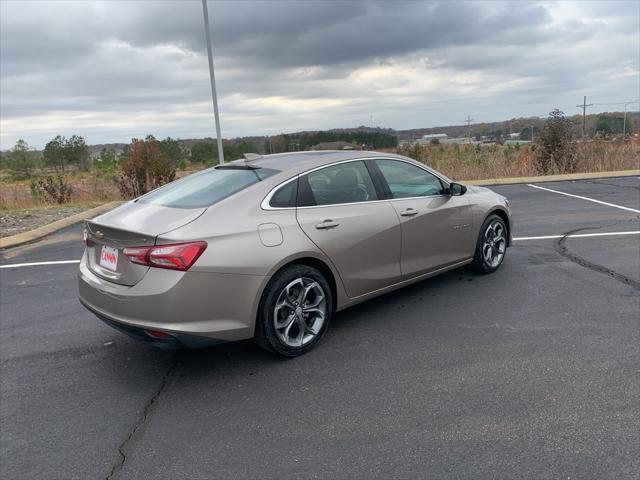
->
xmin=99 ymin=245 xmax=118 ymax=271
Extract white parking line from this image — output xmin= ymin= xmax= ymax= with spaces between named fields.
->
xmin=513 ymin=231 xmax=640 ymax=241
xmin=527 ymin=184 xmax=640 ymax=213
xmin=0 ymin=259 xmax=80 ymax=269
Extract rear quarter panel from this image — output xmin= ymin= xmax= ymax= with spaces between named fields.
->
xmin=158 ymin=191 xmax=351 ymax=317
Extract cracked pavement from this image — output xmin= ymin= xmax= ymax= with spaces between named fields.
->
xmin=1 ymin=177 xmax=639 ymax=479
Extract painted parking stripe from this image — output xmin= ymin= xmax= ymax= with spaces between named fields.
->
xmin=514 ymin=231 xmax=640 ymax=241
xmin=527 ymin=184 xmax=640 ymax=213
xmin=0 ymin=259 xmax=80 ymax=269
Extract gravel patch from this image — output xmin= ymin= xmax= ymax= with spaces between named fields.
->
xmin=0 ymin=205 xmax=97 ymax=238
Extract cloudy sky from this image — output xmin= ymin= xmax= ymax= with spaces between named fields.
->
xmin=1 ymin=0 xmax=638 ymax=148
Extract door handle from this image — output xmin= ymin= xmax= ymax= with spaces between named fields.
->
xmin=400 ymin=208 xmax=418 ymax=217
xmin=315 ymin=219 xmax=340 ymax=230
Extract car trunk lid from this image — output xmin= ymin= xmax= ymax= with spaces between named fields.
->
xmin=85 ymin=202 xmax=206 ymax=286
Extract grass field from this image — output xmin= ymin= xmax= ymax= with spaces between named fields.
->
xmin=391 ymin=137 xmax=639 ymax=181
xmin=1 ymin=138 xmax=638 ymax=211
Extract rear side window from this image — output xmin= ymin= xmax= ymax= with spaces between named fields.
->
xmin=138 ymin=167 xmax=279 ymax=209
xmin=269 ymin=179 xmax=298 ymax=208
xmin=298 ymin=161 xmax=378 ymax=206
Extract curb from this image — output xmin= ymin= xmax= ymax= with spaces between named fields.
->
xmin=0 ymin=201 xmax=123 ymax=250
xmin=1 ymin=169 xmax=638 ymax=250
xmin=460 ymin=169 xmax=640 ymax=186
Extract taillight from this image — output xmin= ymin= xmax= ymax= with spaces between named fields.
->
xmin=82 ymin=227 xmax=93 ymax=247
xmin=123 ymin=241 xmax=207 ymax=271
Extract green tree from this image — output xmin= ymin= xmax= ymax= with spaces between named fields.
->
xmin=190 ymin=142 xmax=218 ymax=164
xmin=66 ymin=135 xmax=91 ymax=171
xmin=6 ymin=139 xmax=38 ymax=178
xmin=42 ymin=134 xmax=90 ymax=171
xmin=595 ymin=115 xmax=612 ymax=136
xmin=99 ymin=147 xmax=117 ymax=165
xmin=159 ymin=137 xmax=183 ymax=168
xmin=43 ymin=135 xmax=67 ymax=173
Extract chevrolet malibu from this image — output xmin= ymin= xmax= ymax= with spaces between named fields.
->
xmin=78 ymin=151 xmax=512 ymax=356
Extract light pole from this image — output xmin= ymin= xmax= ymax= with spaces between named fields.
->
xmin=202 ymin=0 xmax=224 ymax=164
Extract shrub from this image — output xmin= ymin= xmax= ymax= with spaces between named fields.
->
xmin=35 ymin=174 xmax=73 ymax=204
xmin=118 ymin=136 xmax=176 ymax=199
xmin=534 ymin=109 xmax=577 ymax=174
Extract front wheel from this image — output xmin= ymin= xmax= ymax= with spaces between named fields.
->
xmin=255 ymin=264 xmax=332 ymax=357
xmin=470 ymin=214 xmax=508 ymax=274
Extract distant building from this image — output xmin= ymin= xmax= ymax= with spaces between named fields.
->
xmin=418 ymin=133 xmax=447 ymax=144
xmin=441 ymin=137 xmax=473 ymax=145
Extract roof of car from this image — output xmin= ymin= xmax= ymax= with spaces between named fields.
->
xmin=228 ymin=150 xmax=406 ymax=175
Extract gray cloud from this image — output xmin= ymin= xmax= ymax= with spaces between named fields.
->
xmin=0 ymin=0 xmax=638 ymax=148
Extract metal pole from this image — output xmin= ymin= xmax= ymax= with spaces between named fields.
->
xmin=202 ymin=0 xmax=224 ymax=164
xmin=576 ymin=95 xmax=593 ymax=139
xmin=623 ymin=103 xmax=627 ymax=138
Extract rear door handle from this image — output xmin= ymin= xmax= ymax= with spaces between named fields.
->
xmin=400 ymin=208 xmax=418 ymax=217
xmin=315 ymin=219 xmax=340 ymax=230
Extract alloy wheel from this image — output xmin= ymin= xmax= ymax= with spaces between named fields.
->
xmin=482 ymin=220 xmax=506 ymax=268
xmin=273 ymin=277 xmax=327 ymax=348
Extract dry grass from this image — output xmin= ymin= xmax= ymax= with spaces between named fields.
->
xmin=1 ymin=139 xmax=637 ymax=211
xmin=0 ymin=171 xmax=120 ymax=210
xmin=387 ymin=138 xmax=640 ymax=181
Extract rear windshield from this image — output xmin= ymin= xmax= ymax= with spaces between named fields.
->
xmin=137 ymin=166 xmax=279 ymax=208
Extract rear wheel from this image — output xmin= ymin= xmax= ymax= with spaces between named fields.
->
xmin=255 ymin=264 xmax=332 ymax=357
xmin=471 ymin=214 xmax=507 ymax=274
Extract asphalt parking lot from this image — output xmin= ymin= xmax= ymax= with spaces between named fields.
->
xmin=1 ymin=177 xmax=639 ymax=479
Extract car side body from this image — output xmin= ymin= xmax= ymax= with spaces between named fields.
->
xmin=78 ymin=150 xmax=512 ymax=351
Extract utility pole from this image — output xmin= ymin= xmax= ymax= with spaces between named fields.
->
xmin=465 ymin=115 xmax=474 ymax=143
xmin=201 ymin=0 xmax=224 ymax=164
xmin=576 ymin=95 xmax=593 ymax=139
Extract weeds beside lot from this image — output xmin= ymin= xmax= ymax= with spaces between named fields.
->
xmin=393 ymin=137 xmax=639 ymax=181
xmin=1 ymin=135 xmax=638 ymax=211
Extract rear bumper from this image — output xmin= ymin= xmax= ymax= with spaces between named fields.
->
xmin=78 ymin=252 xmax=267 ymax=344
xmin=81 ymin=299 xmax=223 ymax=348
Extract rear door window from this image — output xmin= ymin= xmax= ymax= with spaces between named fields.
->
xmin=138 ymin=166 xmax=278 ymax=208
xmin=298 ymin=161 xmax=378 ymax=206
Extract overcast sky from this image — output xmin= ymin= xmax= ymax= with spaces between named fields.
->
xmin=1 ymin=0 xmax=638 ymax=149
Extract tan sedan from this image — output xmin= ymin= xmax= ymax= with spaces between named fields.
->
xmin=78 ymin=151 xmax=512 ymax=356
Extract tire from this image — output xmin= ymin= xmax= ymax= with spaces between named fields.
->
xmin=470 ymin=214 xmax=508 ymax=274
xmin=255 ymin=264 xmax=333 ymax=357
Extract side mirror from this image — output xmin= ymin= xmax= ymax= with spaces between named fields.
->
xmin=449 ymin=182 xmax=467 ymax=196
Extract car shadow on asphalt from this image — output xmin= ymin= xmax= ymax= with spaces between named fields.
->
xmin=164 ymin=267 xmax=485 ymax=375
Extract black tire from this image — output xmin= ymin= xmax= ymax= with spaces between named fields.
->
xmin=470 ymin=214 xmax=508 ymax=274
xmin=255 ymin=264 xmax=333 ymax=357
